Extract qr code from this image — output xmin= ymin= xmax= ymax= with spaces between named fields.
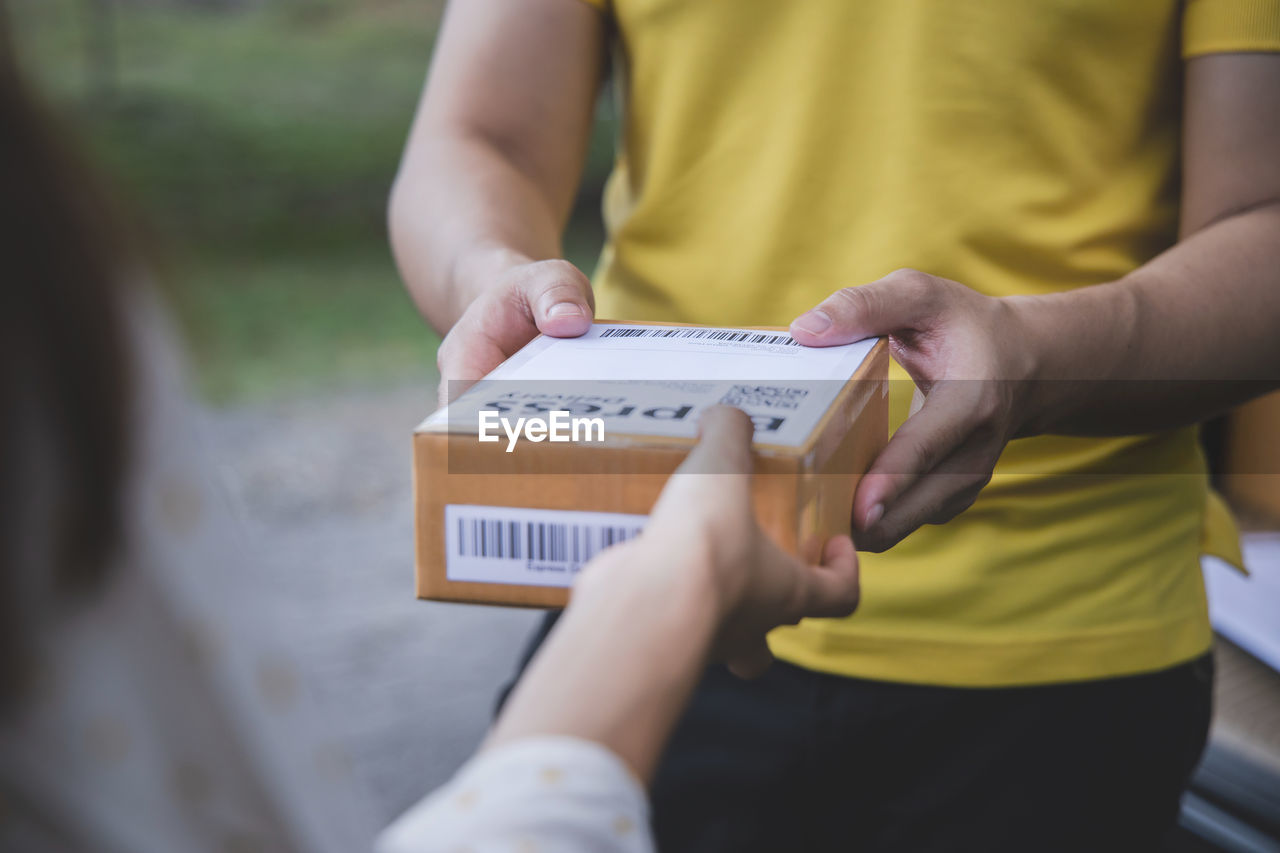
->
xmin=719 ymin=385 xmax=808 ymax=410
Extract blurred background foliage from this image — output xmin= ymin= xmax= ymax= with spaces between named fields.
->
xmin=10 ymin=0 xmax=614 ymax=402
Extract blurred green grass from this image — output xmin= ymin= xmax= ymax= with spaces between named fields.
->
xmin=11 ymin=0 xmax=611 ymax=403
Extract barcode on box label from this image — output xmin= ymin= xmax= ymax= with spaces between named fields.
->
xmin=719 ymin=384 xmax=809 ymax=410
xmin=444 ymin=504 xmax=647 ymax=588
xmin=598 ymin=327 xmax=802 ymax=347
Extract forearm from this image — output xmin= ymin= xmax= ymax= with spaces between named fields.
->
xmin=388 ymin=0 xmax=604 ymax=335
xmin=486 ymin=551 xmax=720 ymax=784
xmin=1016 ymin=201 xmax=1280 ymax=436
xmin=389 ymin=132 xmax=566 ymax=333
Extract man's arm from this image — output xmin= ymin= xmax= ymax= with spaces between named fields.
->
xmin=390 ymin=0 xmax=605 ymax=398
xmin=788 ymin=54 xmax=1280 ymax=551
xmin=1016 ymin=53 xmax=1280 ymax=434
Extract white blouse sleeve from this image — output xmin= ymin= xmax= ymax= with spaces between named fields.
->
xmin=377 ymin=736 xmax=654 ymax=853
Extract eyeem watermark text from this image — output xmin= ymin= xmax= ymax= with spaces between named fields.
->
xmin=478 ymin=409 xmax=606 ymax=452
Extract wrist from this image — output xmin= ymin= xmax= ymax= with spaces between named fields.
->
xmin=447 ymin=244 xmax=536 ymax=318
xmin=489 ymin=542 xmax=720 ymax=782
xmin=1004 ymin=281 xmax=1140 ymax=436
xmin=458 ymin=242 xmax=532 ymax=289
xmin=1000 ymin=294 xmax=1052 ymax=437
xmin=571 ymin=540 xmax=724 ymax=649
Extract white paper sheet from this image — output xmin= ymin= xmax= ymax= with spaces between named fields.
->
xmin=1205 ymin=533 xmax=1280 ymax=673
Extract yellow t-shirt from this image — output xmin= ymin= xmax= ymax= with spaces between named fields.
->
xmin=578 ymin=0 xmax=1280 ymax=686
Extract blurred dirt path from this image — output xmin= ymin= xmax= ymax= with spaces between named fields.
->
xmin=203 ymin=382 xmax=540 ymax=823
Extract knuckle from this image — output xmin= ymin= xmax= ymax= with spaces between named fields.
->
xmin=910 ymin=431 xmax=953 ymax=474
xmin=959 ymin=412 xmax=1000 ymax=449
xmin=888 ymin=266 xmax=924 ymax=283
xmin=908 ymin=271 xmax=942 ymax=302
xmin=436 ymin=333 xmax=456 ymax=368
xmin=967 ymin=409 xmax=1012 ymax=452
xmin=526 ymin=260 xmax=594 ymax=308
xmin=500 ymin=285 xmax=534 ymax=321
xmin=543 ymin=281 xmax=583 ymax=302
xmin=706 ymin=505 xmax=750 ymax=545
xmin=832 ymin=284 xmax=864 ymax=306
xmin=968 ymin=469 xmax=994 ymax=493
xmin=534 ymin=259 xmax=587 ymax=287
xmin=536 ymin=258 xmax=578 ymax=275
xmin=888 ymin=267 xmax=927 ymax=287
xmin=831 ymin=284 xmax=873 ymax=319
xmin=923 ymin=501 xmax=958 ymax=525
xmin=888 ymin=267 xmax=946 ymax=309
xmin=971 ymin=389 xmax=1002 ymax=424
xmin=857 ymin=530 xmax=892 ymax=553
xmin=838 ymin=582 xmax=861 ymax=614
xmin=929 ymin=482 xmax=986 ymax=525
xmin=954 ymin=489 xmax=983 ymax=515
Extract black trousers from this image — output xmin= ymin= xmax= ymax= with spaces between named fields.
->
xmin=503 ymin=614 xmax=1213 ymax=853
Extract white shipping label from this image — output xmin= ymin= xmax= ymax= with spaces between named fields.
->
xmin=445 ymin=504 xmax=647 ymax=587
xmin=423 ymin=323 xmax=877 ymax=447
xmin=496 ymin=324 xmax=873 ymax=382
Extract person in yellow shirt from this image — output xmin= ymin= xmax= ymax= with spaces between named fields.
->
xmin=390 ymin=0 xmax=1280 ymax=849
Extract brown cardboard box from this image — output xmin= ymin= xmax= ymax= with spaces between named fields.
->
xmin=413 ymin=322 xmax=889 ymax=607
xmin=1223 ymin=391 xmax=1280 ymax=528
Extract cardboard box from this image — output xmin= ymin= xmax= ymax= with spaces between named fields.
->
xmin=1223 ymin=390 xmax=1280 ymax=528
xmin=413 ymin=322 xmax=889 ymax=607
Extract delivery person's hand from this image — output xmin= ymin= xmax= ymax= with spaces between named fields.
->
xmin=789 ymin=269 xmax=1034 ymax=552
xmin=576 ymin=406 xmax=861 ymax=679
xmin=435 ymin=257 xmax=595 ymax=406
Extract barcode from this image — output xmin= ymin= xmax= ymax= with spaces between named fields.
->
xmin=445 ymin=504 xmax=649 ymax=586
xmin=720 ymin=384 xmax=808 ymax=410
xmin=455 ymin=516 xmax=643 ymax=564
xmin=599 ymin=327 xmax=802 ymax=347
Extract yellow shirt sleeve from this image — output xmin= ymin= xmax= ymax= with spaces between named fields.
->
xmin=1184 ymin=0 xmax=1280 ymax=57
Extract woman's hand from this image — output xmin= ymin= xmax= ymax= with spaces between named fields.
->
xmin=577 ymin=406 xmax=861 ymax=679
xmin=790 ymin=269 xmax=1038 ymax=552
xmin=490 ymin=406 xmax=859 ymax=781
xmin=434 ymin=256 xmax=594 ymax=405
